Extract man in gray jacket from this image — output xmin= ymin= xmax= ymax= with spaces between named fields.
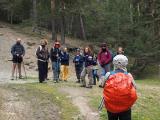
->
xmin=11 ymin=38 xmax=25 ymax=80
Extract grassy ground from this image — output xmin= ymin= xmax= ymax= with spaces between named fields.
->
xmin=2 ymin=83 xmax=80 ymax=120
xmin=87 ymin=79 xmax=160 ymax=120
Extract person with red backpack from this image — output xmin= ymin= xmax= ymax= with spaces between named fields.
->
xmin=102 ymin=55 xmax=137 ymax=120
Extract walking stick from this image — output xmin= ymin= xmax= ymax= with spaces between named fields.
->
xmin=98 ymin=97 xmax=104 ymax=111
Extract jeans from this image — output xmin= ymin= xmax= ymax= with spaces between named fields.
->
xmin=92 ymin=69 xmax=99 ymax=85
xmin=52 ymin=61 xmax=60 ymax=81
xmin=101 ymin=64 xmax=110 ymax=76
xmin=107 ymin=109 xmax=131 ymax=120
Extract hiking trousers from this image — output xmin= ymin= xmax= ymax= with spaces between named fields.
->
xmin=52 ymin=61 xmax=60 ymax=81
xmin=60 ymin=65 xmax=69 ymax=81
xmin=81 ymin=66 xmax=93 ymax=87
xmin=107 ymin=109 xmax=131 ymax=120
xmin=75 ymin=65 xmax=83 ymax=80
xmin=38 ymin=60 xmax=47 ymax=83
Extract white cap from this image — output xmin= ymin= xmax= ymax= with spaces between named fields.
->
xmin=113 ymin=55 xmax=128 ymax=71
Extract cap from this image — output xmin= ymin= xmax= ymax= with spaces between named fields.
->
xmin=113 ymin=55 xmax=128 ymax=67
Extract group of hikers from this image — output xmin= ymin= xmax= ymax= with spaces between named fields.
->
xmin=10 ymin=38 xmax=137 ymax=120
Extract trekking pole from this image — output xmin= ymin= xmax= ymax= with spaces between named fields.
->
xmin=98 ymin=97 xmax=104 ymax=111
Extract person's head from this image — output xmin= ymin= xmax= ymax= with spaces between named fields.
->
xmin=117 ymin=46 xmax=124 ymax=55
xmin=101 ymin=43 xmax=107 ymax=52
xmin=40 ymin=40 xmax=46 ymax=48
xmin=84 ymin=46 xmax=91 ymax=54
xmin=63 ymin=47 xmax=68 ymax=52
xmin=44 ymin=39 xmax=48 ymax=45
xmin=113 ymin=55 xmax=128 ymax=71
xmin=54 ymin=41 xmax=60 ymax=48
xmin=76 ymin=48 xmax=81 ymax=55
xmin=16 ymin=38 xmax=21 ymax=45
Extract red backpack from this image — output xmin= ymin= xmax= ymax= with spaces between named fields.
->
xmin=103 ymin=71 xmax=137 ymax=113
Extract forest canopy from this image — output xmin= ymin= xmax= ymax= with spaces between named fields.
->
xmin=0 ymin=0 xmax=160 ymax=77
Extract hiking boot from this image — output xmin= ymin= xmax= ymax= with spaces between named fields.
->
xmin=19 ymin=76 xmax=24 ymax=79
xmin=80 ymin=85 xmax=85 ymax=87
xmin=86 ymin=86 xmax=92 ymax=89
xmin=11 ymin=76 xmax=14 ymax=80
xmin=76 ymin=80 xmax=80 ymax=83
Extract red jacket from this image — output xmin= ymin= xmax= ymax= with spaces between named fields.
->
xmin=98 ymin=48 xmax=111 ymax=66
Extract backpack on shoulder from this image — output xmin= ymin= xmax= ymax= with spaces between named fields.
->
xmin=103 ymin=71 xmax=137 ymax=113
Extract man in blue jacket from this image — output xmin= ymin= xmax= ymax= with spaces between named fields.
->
xmin=11 ymin=38 xmax=25 ymax=80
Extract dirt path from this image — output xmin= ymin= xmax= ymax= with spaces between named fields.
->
xmin=0 ymin=22 xmax=100 ymax=120
xmin=60 ymin=87 xmax=99 ymax=120
xmin=0 ymin=23 xmax=60 ymax=120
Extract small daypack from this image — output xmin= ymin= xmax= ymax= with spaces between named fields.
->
xmin=103 ymin=72 xmax=137 ymax=113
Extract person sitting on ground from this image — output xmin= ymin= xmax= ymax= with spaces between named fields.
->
xmin=36 ymin=39 xmax=49 ymax=83
xmin=73 ymin=48 xmax=84 ymax=83
xmin=11 ymin=38 xmax=25 ymax=80
xmin=50 ymin=41 xmax=61 ymax=83
xmin=81 ymin=46 xmax=96 ymax=88
xmin=60 ymin=47 xmax=69 ymax=82
xmin=102 ymin=54 xmax=137 ymax=120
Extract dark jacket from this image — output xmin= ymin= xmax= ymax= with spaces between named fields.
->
xmin=11 ymin=43 xmax=25 ymax=56
xmin=73 ymin=54 xmax=84 ymax=67
xmin=60 ymin=52 xmax=69 ymax=65
xmin=36 ymin=45 xmax=49 ymax=62
xmin=84 ymin=53 xmax=96 ymax=67
xmin=50 ymin=48 xmax=61 ymax=62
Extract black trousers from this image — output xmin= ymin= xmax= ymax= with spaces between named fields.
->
xmin=107 ymin=109 xmax=131 ymax=120
xmin=75 ymin=65 xmax=83 ymax=80
xmin=45 ymin=62 xmax=48 ymax=79
xmin=38 ymin=61 xmax=47 ymax=83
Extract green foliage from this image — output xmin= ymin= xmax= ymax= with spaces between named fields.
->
xmin=0 ymin=0 xmax=159 ymax=77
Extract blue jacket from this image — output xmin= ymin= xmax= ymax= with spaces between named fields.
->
xmin=60 ymin=52 xmax=69 ymax=65
xmin=11 ymin=43 xmax=25 ymax=56
xmin=73 ymin=54 xmax=84 ymax=67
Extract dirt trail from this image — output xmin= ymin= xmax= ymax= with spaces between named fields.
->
xmin=0 ymin=22 xmax=100 ymax=120
xmin=0 ymin=23 xmax=60 ymax=120
xmin=0 ymin=87 xmax=33 ymax=120
xmin=60 ymin=87 xmax=99 ymax=120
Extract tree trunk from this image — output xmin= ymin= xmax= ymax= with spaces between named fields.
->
xmin=130 ymin=3 xmax=133 ymax=24
xmin=32 ymin=0 xmax=37 ymax=32
xmin=61 ymin=0 xmax=65 ymax=45
xmin=79 ymin=14 xmax=86 ymax=40
xmin=10 ymin=11 xmax=13 ymax=24
xmin=51 ymin=0 xmax=56 ymax=41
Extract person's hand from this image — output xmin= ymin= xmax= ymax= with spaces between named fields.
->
xmin=16 ymin=54 xmax=19 ymax=57
xmin=21 ymin=55 xmax=24 ymax=58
